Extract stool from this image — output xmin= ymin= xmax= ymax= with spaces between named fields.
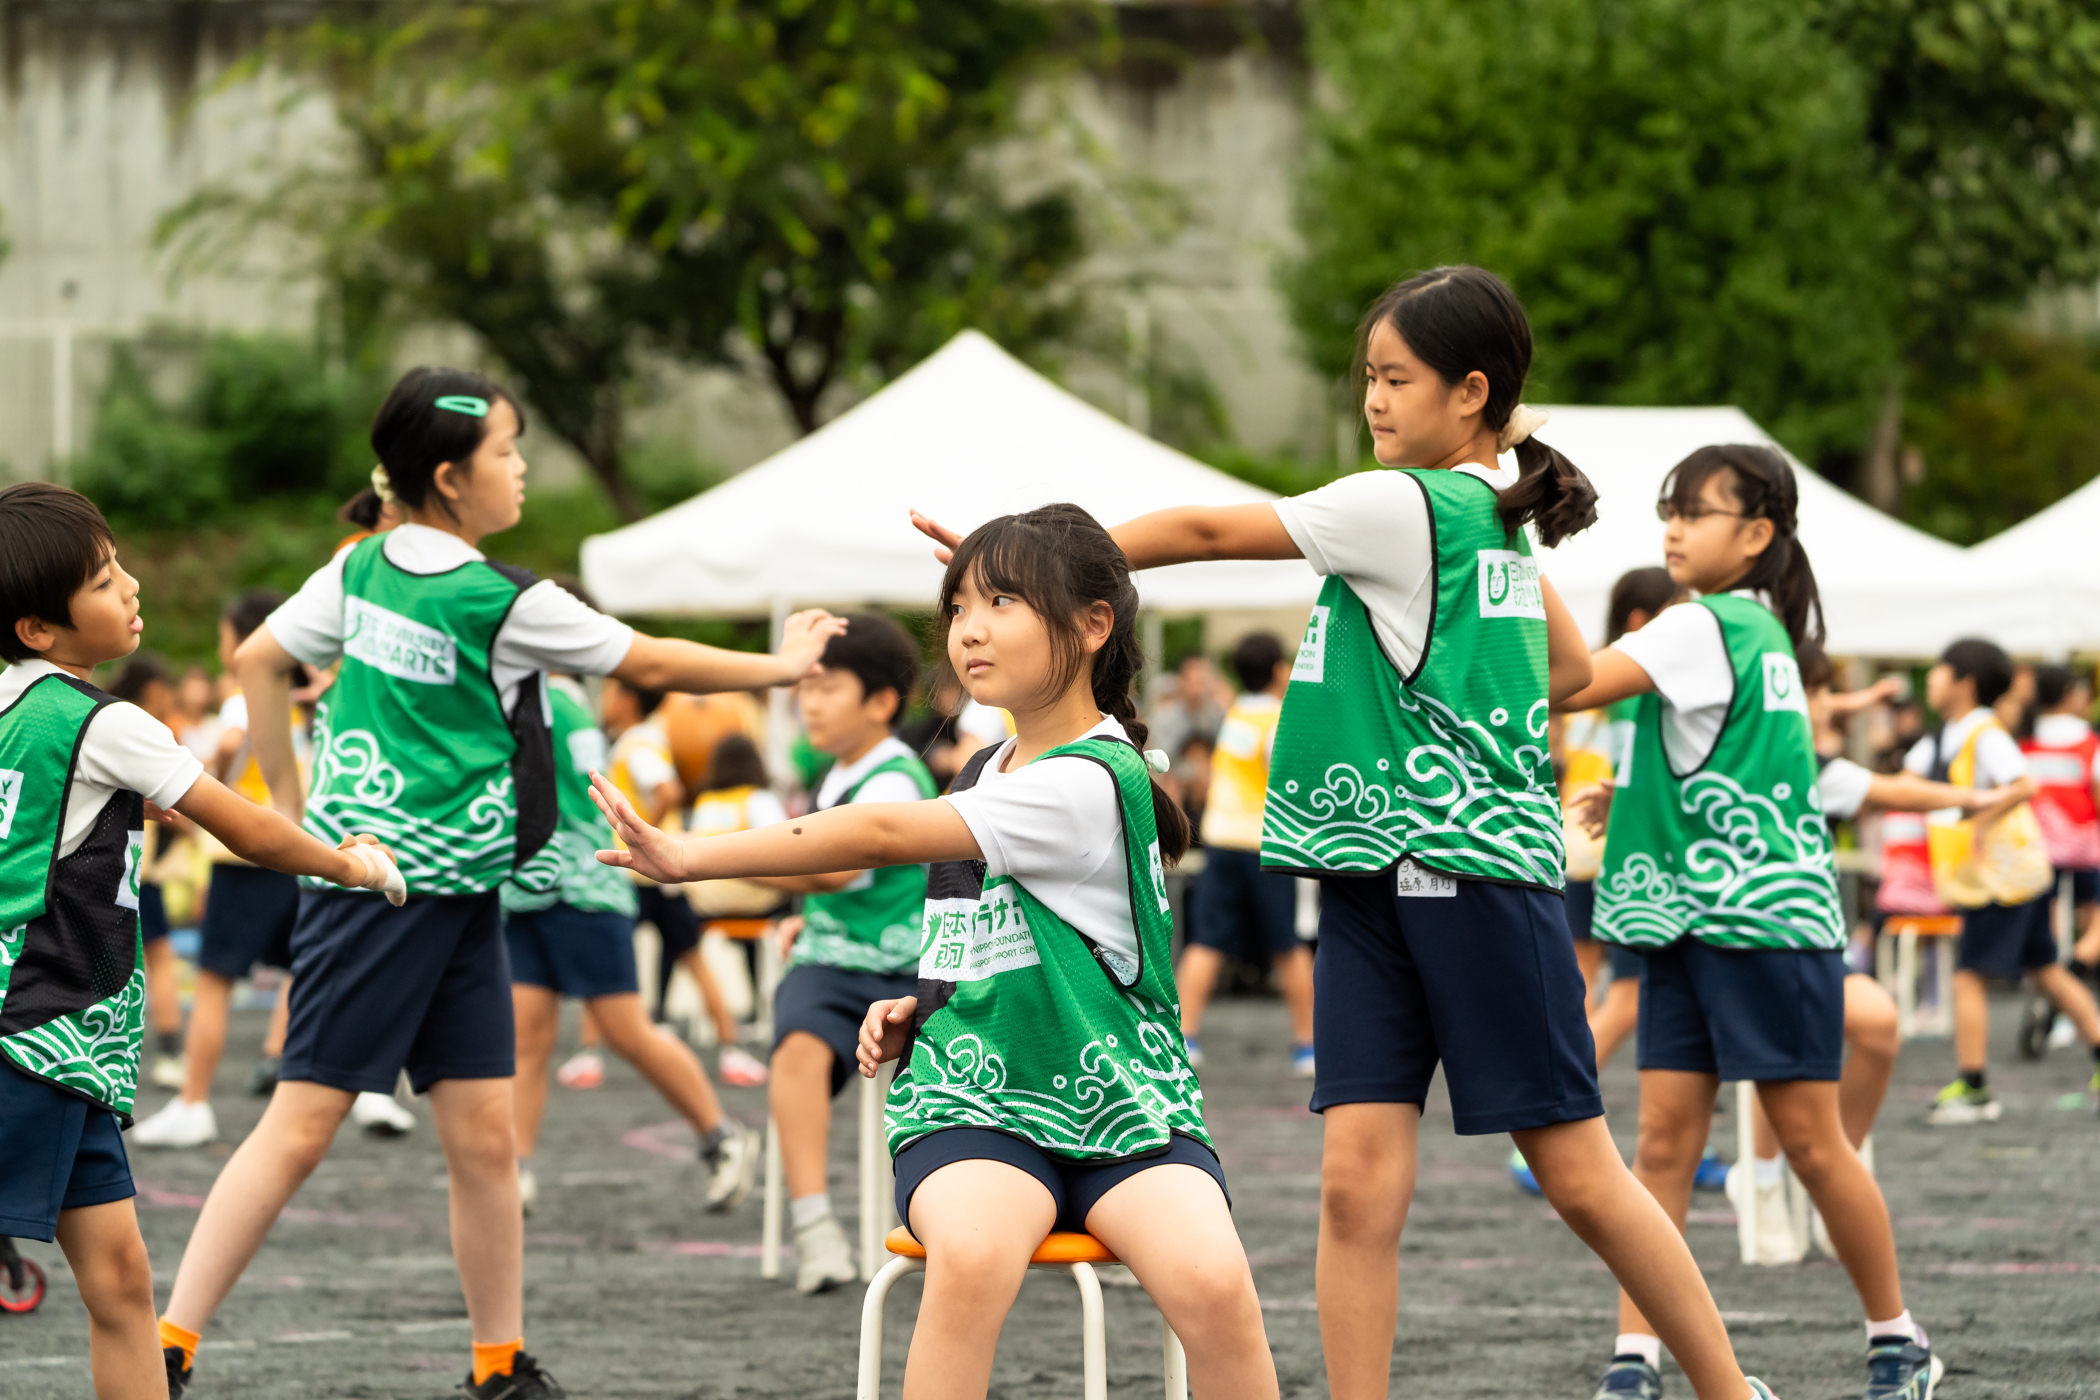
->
xmin=761 ymin=1061 xmax=896 ymax=1283
xmin=1729 ymin=1081 xmax=1874 ymax=1266
xmin=1875 ymin=915 xmax=1962 ymax=1039
xmin=704 ymin=918 xmax=782 ymax=1042
xmin=858 ymin=1226 xmax=1187 ymax=1400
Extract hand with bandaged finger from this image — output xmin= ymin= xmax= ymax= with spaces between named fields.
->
xmin=336 ymin=834 xmax=407 ymax=906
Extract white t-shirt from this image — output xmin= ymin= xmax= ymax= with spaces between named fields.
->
xmin=1272 ymin=460 xmax=1518 ymax=677
xmin=943 ymin=715 xmax=1138 ymax=969
xmin=1612 ymin=596 xmax=1766 ymax=775
xmin=1904 ymin=707 xmax=2028 ymax=789
xmin=265 ymin=524 xmax=636 ymax=715
xmin=1818 ymin=756 xmax=1876 ymax=821
xmin=813 ymin=734 xmax=928 ymax=893
xmin=612 ymin=717 xmax=678 ymax=796
xmin=0 ymin=660 xmax=204 ymax=858
xmin=2035 ymin=714 xmax=2092 ymax=748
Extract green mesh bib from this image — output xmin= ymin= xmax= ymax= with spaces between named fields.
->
xmin=503 ymin=678 xmax=638 ymax=917
xmin=796 ymin=752 xmax=936 ymax=975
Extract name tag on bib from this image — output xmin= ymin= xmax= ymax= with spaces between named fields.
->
xmin=1395 ymin=860 xmax=1457 ymax=898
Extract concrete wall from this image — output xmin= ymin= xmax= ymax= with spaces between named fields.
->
xmin=0 ymin=1 xmax=1329 ymax=484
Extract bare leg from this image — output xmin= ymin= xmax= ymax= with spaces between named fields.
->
xmin=1275 ymin=944 xmax=1316 ymax=1045
xmin=260 ymin=978 xmax=291 ymax=1059
xmin=1576 ymin=940 xmax=1607 ymax=1005
xmin=1088 ymin=1165 xmax=1280 ymax=1400
xmin=1590 ymin=978 xmax=1640 ymax=1070
xmin=57 ymin=1198 xmax=163 ymax=1400
xmin=2073 ymin=903 xmax=2100 ymax=967
xmin=1522 ymin=1113 xmax=1745 ymax=1400
xmin=769 ymin=1031 xmax=835 ymax=1199
xmin=178 ymin=971 xmax=234 ymax=1104
xmin=1840 ymin=975 xmax=1900 ymax=1148
xmin=577 ymin=1005 xmax=602 ymax=1049
xmin=511 ymin=985 xmax=561 ymax=1160
xmin=2031 ymin=963 xmax=2100 ymax=1043
xmin=1175 ymin=944 xmax=1226 ymax=1038
xmin=1759 ymin=1079 xmax=1903 ymax=1319
xmin=677 ymin=946 xmax=743 ymax=1046
xmin=163 ymin=1081 xmax=355 ymax=1332
xmin=901 ymin=1159 xmax=1057 ymax=1400
xmin=1612 ymin=1072 xmax=1719 ymax=1335
xmin=427 ymin=1078 xmax=527 ymax=1344
xmin=1952 ymin=969 xmax=1989 ymax=1074
xmin=591 ymin=993 xmax=723 ymax=1133
xmin=1316 ymin=1103 xmax=1418 ymax=1400
xmin=143 ymin=939 xmax=183 ymax=1040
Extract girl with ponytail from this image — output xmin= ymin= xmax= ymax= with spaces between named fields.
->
xmin=590 ymin=502 xmax=1277 ymax=1400
xmin=1561 ymin=444 xmax=1940 ymax=1400
xmin=917 ymin=268 xmax=1777 ymax=1400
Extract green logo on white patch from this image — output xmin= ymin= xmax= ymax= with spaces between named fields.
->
xmin=1476 ymin=550 xmax=1545 ymax=620
xmin=1761 ymin=653 xmax=1807 ymax=716
xmin=0 ymin=769 xmax=21 ymax=838
xmin=343 ymin=597 xmax=459 ymax=685
xmin=1291 ymin=605 xmax=1330 ymax=684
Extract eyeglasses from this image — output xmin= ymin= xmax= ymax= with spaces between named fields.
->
xmin=1655 ymin=502 xmax=1747 ymax=524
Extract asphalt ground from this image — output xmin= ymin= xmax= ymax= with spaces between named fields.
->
xmin=5 ymin=985 xmax=2098 ymax=1399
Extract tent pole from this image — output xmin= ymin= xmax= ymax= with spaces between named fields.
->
xmin=768 ymin=597 xmax=795 ymax=796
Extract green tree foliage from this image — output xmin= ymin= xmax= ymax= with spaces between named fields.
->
xmin=1285 ymin=0 xmax=1903 ymax=459
xmin=171 ymin=0 xmax=1085 ymax=519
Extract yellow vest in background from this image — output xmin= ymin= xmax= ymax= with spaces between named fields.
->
xmin=1202 ymin=693 xmax=1282 ymax=851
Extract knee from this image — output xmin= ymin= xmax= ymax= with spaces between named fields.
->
xmin=1163 ymin=1260 xmax=1260 ymax=1337
xmin=1321 ymin=1162 xmax=1406 ymax=1240
xmin=1772 ymin=1123 xmax=1846 ymax=1185
xmin=77 ymin=1232 xmax=155 ymax=1320
xmin=1630 ymin=1115 xmax=1702 ymax=1177
xmin=1848 ymin=1000 xmax=1900 ymax=1063
xmin=925 ymin=1237 xmax=1027 ymax=1295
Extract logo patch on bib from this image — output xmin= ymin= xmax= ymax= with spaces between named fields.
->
xmin=116 ymin=831 xmax=144 ymax=912
xmin=344 ymin=597 xmax=459 ymax=686
xmin=1761 ymin=653 xmax=1808 ymax=716
xmin=0 ymin=769 xmax=22 ymax=839
xmin=1291 ymin=605 xmax=1331 ymax=684
xmin=1476 ymin=550 xmax=1545 ymax=620
xmin=920 ymin=890 xmax=1040 ymax=982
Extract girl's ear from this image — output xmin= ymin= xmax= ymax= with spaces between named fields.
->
xmin=1457 ymin=369 xmax=1491 ymax=418
xmin=1078 ymin=600 xmax=1115 ymax=656
xmin=432 ymin=460 xmax=464 ymax=503
xmin=1739 ymin=515 xmax=1776 ymax=558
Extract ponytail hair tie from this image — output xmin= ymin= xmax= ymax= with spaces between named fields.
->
xmin=370 ymin=464 xmax=398 ymax=504
xmin=1496 ymin=404 xmax=1550 ymax=454
xmin=1143 ymin=749 xmax=1172 ymax=775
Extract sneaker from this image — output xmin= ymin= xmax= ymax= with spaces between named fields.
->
xmin=1745 ymin=1380 xmax=1780 ymax=1400
xmin=1183 ymin=1036 xmax=1203 ymax=1068
xmin=793 ymin=1213 xmax=859 ymax=1294
xmin=1508 ymin=1148 xmax=1541 ymax=1197
xmin=1864 ymin=1336 xmax=1942 ymax=1400
xmin=719 ymin=1045 xmax=769 ymax=1087
xmin=1724 ymin=1161 xmax=1803 ymax=1265
xmin=130 ymin=1098 xmax=217 ymax=1148
xmin=352 ymin=1091 xmax=415 ymax=1137
xmin=519 ymin=1164 xmax=538 ymax=1217
xmin=1926 ymin=1080 xmax=2002 ymax=1125
xmin=1290 ymin=1044 xmax=1316 ymax=1079
xmin=2049 ymin=1014 xmax=2078 ymax=1049
xmin=555 ymin=1051 xmax=605 ymax=1090
xmin=460 ymin=1351 xmax=566 ymax=1400
xmin=1591 ymin=1354 xmax=1662 ymax=1400
xmin=249 ymin=1056 xmax=281 ymax=1097
xmin=2017 ymin=996 xmax=2053 ymax=1060
xmin=1692 ymin=1148 xmax=1730 ymax=1192
xmin=703 ymin=1120 xmax=759 ymax=1212
xmin=150 ymin=1054 xmax=186 ymax=1090
xmin=165 ymin=1346 xmax=192 ymax=1399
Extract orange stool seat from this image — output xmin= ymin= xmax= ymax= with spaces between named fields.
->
xmin=883 ymin=1226 xmax=1120 ymax=1266
xmin=1883 ymin=915 xmax=1962 ymax=938
xmin=705 ymin=918 xmax=773 ymax=941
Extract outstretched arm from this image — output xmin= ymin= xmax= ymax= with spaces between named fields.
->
xmin=591 ymin=773 xmax=980 ymax=884
xmin=232 ymin=626 xmax=305 ymax=824
xmin=1109 ymin=504 xmax=1301 ymax=570
xmin=1542 ymin=577 xmax=1592 ymax=705
xmin=172 ymin=776 xmax=404 ymax=904
xmin=1556 ymin=648 xmax=1656 ymax=713
xmin=612 ymin=610 xmax=848 ymax=693
xmin=1862 ymin=771 xmax=2027 ymax=815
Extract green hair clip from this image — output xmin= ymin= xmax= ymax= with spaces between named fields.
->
xmin=434 ymin=395 xmax=490 ymax=418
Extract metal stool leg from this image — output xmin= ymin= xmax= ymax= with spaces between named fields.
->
xmin=856 ymin=1255 xmax=924 ymax=1400
xmin=1733 ymin=1081 xmax=1758 ymax=1264
xmin=1162 ymin=1318 xmax=1188 ymax=1400
xmin=859 ymin=1069 xmax=885 ymax=1282
xmin=1068 ymin=1261 xmax=1108 ymax=1400
xmin=761 ymin=1118 xmax=785 ymax=1280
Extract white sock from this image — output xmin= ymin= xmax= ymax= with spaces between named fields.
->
xmin=1867 ymin=1310 xmax=1919 ymax=1345
xmin=790 ymin=1194 xmax=833 ymax=1231
xmin=1614 ymin=1333 xmax=1661 ymax=1369
xmin=1753 ymin=1153 xmax=1785 ymax=1188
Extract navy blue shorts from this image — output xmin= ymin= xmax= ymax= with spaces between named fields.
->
xmin=1566 ymin=879 xmax=1597 ymax=942
xmin=773 ymin=963 xmax=917 ymax=1096
xmin=506 ymin=905 xmax=639 ymax=1000
xmin=638 ymin=884 xmax=701 ymax=962
xmin=0 ymin=1068 xmax=133 ymax=1241
xmin=1959 ymin=897 xmax=2058 ymax=980
xmin=894 ymin=1129 xmax=1228 ymax=1236
xmin=1609 ymin=945 xmax=1646 ymax=982
xmin=198 ymin=864 xmax=299 ymax=979
xmin=1310 ymin=869 xmax=1602 ymax=1134
xmin=281 ymin=889 xmax=514 ymax=1095
xmin=2065 ymin=869 xmax=2100 ymax=907
xmin=1189 ymin=847 xmax=1301 ymax=958
xmin=139 ymin=881 xmax=168 ymax=945
xmin=1637 ymin=940 xmax=1845 ymax=1081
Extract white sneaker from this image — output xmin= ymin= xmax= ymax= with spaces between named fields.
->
xmin=130 ymin=1098 xmax=217 ymax=1148
xmin=793 ymin=1213 xmax=858 ymax=1294
xmin=352 ymin=1091 xmax=415 ymax=1136
xmin=1724 ymin=1161 xmax=1803 ymax=1265
xmin=150 ymin=1054 xmax=187 ymax=1090
xmin=703 ymin=1120 xmax=759 ymax=1212
xmin=2050 ymin=1014 xmax=2079 ymax=1049
xmin=518 ymin=1163 xmax=538 ymax=1217
xmin=719 ymin=1045 xmax=769 ymax=1087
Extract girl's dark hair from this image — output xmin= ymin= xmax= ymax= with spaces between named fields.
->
xmin=1355 ymin=265 xmax=1598 ymax=548
xmin=704 ymin=734 xmax=770 ymax=792
xmin=1606 ymin=567 xmax=1677 ymax=644
xmin=369 ymin=367 xmax=525 ymax=516
xmin=2033 ymin=663 xmax=2082 ymax=714
xmin=937 ymin=503 xmax=1191 ymax=864
xmin=337 ymin=487 xmax=384 ymax=530
xmin=110 ymin=651 xmax=174 ymax=703
xmin=1659 ymin=444 xmax=1825 ymax=654
xmin=223 ymin=588 xmax=287 ymax=647
xmin=1795 ymin=641 xmax=1835 ymax=693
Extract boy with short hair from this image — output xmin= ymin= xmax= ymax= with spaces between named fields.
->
xmin=0 ymin=483 xmax=402 ymax=1399
xmin=1911 ymin=638 xmax=2100 ymax=1124
xmin=762 ymin=614 xmax=934 ymax=1292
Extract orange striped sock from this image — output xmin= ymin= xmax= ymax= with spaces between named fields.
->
xmin=158 ymin=1318 xmax=200 ymax=1369
xmin=472 ymin=1339 xmax=524 ymax=1385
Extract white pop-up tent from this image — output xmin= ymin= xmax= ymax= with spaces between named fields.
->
xmin=1964 ymin=477 xmax=2100 ymax=657
xmin=581 ymin=331 xmax=1316 ymax=617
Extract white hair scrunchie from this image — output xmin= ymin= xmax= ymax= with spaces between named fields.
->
xmin=1496 ymin=404 xmax=1551 ymax=454
xmin=370 ymin=464 xmax=398 ymax=504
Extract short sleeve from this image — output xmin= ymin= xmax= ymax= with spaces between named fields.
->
xmin=264 ymin=548 xmax=353 ymax=668
xmin=1817 ymin=757 xmax=1874 ymax=820
xmin=76 ymin=703 xmax=205 ymax=810
xmin=1272 ymin=473 xmax=1430 ymax=591
xmin=1975 ymin=728 xmax=2029 ymax=787
xmin=944 ymin=754 xmax=1122 ymax=889
xmin=622 ymin=739 xmax=677 ymax=794
xmin=494 ymin=580 xmax=636 ymax=679
xmin=1902 ymin=735 xmax=1935 ymax=777
xmin=216 ymin=694 xmax=250 ymax=734
xmin=1612 ymin=605 xmax=1734 ymax=716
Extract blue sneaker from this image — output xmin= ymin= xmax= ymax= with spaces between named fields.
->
xmin=1865 ymin=1336 xmax=1941 ymax=1400
xmin=1591 ymin=1354 xmax=1661 ymax=1400
xmin=1290 ymin=1043 xmax=1315 ymax=1078
xmin=1508 ymin=1148 xmax=1541 ymax=1196
xmin=1692 ymin=1149 xmax=1730 ymax=1192
xmin=1183 ymin=1036 xmax=1203 ymax=1068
